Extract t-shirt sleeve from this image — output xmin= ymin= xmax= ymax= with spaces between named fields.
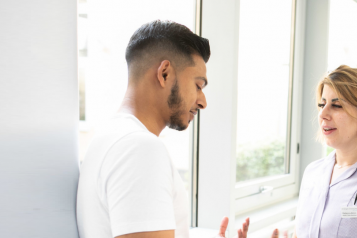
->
xmin=101 ymin=131 xmax=176 ymax=237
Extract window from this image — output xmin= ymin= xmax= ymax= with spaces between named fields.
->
xmin=328 ymin=0 xmax=357 ymax=71
xmin=234 ymin=0 xmax=299 ymax=214
xmin=236 ymin=0 xmax=293 ymax=183
xmin=77 ymin=0 xmax=198 ymax=226
xmin=196 ymin=0 xmax=304 ymax=232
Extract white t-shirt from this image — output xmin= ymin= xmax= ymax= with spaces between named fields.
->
xmin=76 ymin=113 xmax=189 ymax=238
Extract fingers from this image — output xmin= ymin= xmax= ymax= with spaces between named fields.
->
xmin=245 ymin=217 xmax=250 ymax=227
xmin=236 ymin=217 xmax=249 ymax=238
xmin=282 ymin=230 xmax=288 ymax=238
xmin=242 ymin=222 xmax=248 ymax=238
xmin=271 ymin=229 xmax=279 ymax=238
xmin=243 ymin=217 xmax=249 ymax=237
xmin=237 ymin=228 xmax=243 ymax=238
xmin=218 ymin=216 xmax=229 ymax=237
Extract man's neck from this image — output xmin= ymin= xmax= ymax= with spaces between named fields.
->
xmin=119 ymin=89 xmax=166 ymax=137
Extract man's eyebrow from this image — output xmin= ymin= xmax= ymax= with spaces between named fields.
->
xmin=195 ymin=77 xmax=208 ymax=87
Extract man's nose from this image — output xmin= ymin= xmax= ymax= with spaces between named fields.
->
xmin=197 ymin=92 xmax=207 ymax=109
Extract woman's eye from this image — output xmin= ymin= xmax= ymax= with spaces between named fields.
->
xmin=317 ymin=103 xmax=342 ymax=109
xmin=332 ymin=104 xmax=342 ymax=108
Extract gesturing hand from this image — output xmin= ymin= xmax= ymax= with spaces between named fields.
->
xmin=216 ymin=216 xmax=288 ymax=238
xmin=271 ymin=229 xmax=288 ymax=238
xmin=216 ymin=217 xmax=249 ymax=238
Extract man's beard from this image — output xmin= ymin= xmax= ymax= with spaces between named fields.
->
xmin=167 ymin=80 xmax=187 ymax=131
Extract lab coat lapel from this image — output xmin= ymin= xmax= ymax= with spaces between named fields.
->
xmin=309 ymin=152 xmax=335 ymax=238
xmin=330 ymin=163 xmax=357 ymax=188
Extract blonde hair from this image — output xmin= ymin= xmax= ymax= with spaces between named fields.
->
xmin=316 ymin=65 xmax=357 ymax=142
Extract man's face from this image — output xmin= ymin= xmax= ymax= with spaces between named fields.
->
xmin=167 ymin=54 xmax=208 ymax=131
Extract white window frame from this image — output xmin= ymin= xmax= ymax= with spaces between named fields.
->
xmin=78 ymin=1 xmax=88 ymax=127
xmin=189 ymin=0 xmax=202 ymax=227
xmin=197 ymin=0 xmax=307 ymax=236
xmin=234 ymin=0 xmax=302 ymax=214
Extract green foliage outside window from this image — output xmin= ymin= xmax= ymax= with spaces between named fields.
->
xmin=326 ymin=146 xmax=334 ymax=156
xmin=236 ymin=140 xmax=285 ymax=182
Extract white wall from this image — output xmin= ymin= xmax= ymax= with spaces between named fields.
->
xmin=0 ymin=1 xmax=79 ymax=237
xmin=300 ymin=0 xmax=330 ymax=182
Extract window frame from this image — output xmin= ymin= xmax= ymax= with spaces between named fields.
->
xmin=189 ymin=0 xmax=203 ymax=228
xmin=233 ymin=0 xmax=302 ymax=215
xmin=197 ymin=0 xmax=306 ymax=234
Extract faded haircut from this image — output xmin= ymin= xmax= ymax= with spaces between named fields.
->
xmin=125 ymin=20 xmax=210 ymax=80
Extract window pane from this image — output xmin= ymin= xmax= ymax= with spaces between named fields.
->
xmin=78 ymin=0 xmax=196 ymax=225
xmin=328 ymin=0 xmax=357 ymax=71
xmin=236 ymin=0 xmax=293 ymax=182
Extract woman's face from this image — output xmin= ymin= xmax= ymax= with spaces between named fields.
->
xmin=318 ymin=84 xmax=357 ymax=151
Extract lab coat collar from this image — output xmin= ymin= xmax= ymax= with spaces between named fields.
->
xmin=309 ymin=152 xmax=336 ymax=238
xmin=328 ymin=150 xmax=357 ymax=187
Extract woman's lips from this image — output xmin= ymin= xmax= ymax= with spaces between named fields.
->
xmin=322 ymin=127 xmax=337 ymax=135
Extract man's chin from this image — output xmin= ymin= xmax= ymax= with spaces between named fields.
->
xmin=168 ymin=121 xmax=188 ymax=131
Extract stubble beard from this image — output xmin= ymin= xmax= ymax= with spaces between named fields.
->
xmin=167 ymin=80 xmax=188 ymax=131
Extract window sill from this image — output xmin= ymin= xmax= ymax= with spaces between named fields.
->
xmin=189 ymin=227 xmax=218 ymax=238
xmin=189 ymin=197 xmax=298 ymax=238
xmin=235 ymin=196 xmax=298 ymax=233
xmin=79 ymin=120 xmax=91 ymax=132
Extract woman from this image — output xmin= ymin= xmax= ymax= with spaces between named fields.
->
xmin=295 ymin=65 xmax=357 ymax=237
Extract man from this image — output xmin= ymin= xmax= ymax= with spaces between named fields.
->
xmin=76 ymin=20 xmax=283 ymax=238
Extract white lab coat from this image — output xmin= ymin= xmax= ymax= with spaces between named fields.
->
xmin=296 ymin=151 xmax=357 ymax=238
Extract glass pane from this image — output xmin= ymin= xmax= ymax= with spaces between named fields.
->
xmin=328 ymin=0 xmax=357 ymax=71
xmin=77 ymin=0 xmax=196 ymax=225
xmin=236 ymin=0 xmax=293 ymax=182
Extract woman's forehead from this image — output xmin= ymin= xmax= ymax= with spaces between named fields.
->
xmin=321 ymin=84 xmax=338 ymax=98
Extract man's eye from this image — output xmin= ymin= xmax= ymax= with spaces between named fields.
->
xmin=318 ymin=103 xmax=325 ymax=108
xmin=196 ymin=84 xmax=201 ymax=90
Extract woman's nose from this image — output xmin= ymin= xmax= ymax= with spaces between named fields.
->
xmin=319 ymin=105 xmax=331 ymax=120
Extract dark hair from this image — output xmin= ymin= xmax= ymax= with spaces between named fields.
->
xmin=125 ymin=20 xmax=210 ymax=77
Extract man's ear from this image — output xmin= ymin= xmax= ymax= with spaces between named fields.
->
xmin=157 ymin=60 xmax=173 ymax=88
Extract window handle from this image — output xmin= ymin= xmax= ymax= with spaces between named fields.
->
xmin=259 ymin=186 xmax=274 ymax=194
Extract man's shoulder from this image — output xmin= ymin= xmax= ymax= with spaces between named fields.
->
xmin=113 ymin=130 xmax=167 ymax=156
xmin=94 ymin=114 xmax=163 ymax=147
xmin=101 ymin=129 xmax=172 ymax=181
xmin=84 ymin=114 xmax=167 ymax=163
xmin=97 ymin=115 xmax=168 ymax=161
xmin=98 ymin=113 xmax=147 ymax=135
